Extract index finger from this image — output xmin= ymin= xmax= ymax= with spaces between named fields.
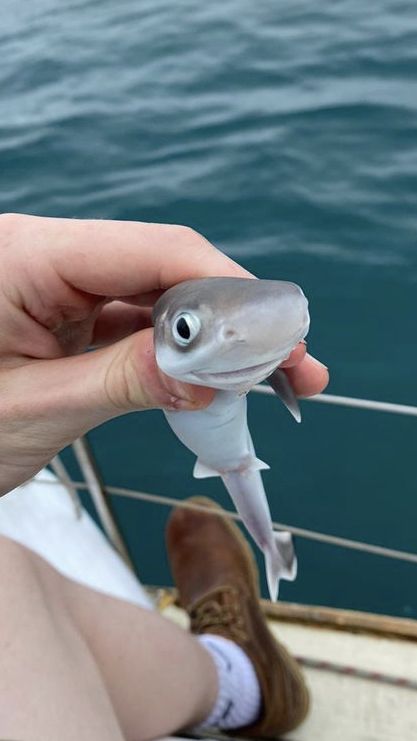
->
xmin=23 ymin=216 xmax=253 ymax=297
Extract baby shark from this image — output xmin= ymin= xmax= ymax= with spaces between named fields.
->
xmin=153 ymin=277 xmax=310 ymax=601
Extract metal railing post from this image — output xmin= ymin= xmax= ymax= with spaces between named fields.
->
xmin=72 ymin=437 xmax=136 ymax=573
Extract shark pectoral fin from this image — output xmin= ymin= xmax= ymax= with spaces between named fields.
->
xmin=193 ymin=460 xmax=221 ymax=479
xmin=264 ymin=531 xmax=297 ymax=602
xmin=267 ymin=367 xmax=301 ymax=423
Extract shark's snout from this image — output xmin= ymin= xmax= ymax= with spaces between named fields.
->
xmin=153 ymin=277 xmax=310 ymax=389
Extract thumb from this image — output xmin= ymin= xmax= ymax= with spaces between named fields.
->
xmin=89 ymin=326 xmax=215 ymax=414
xmin=2 ymin=328 xmax=214 ymax=485
xmin=42 ymin=326 xmax=215 ymax=424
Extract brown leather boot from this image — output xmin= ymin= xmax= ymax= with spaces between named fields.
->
xmin=166 ymin=496 xmax=310 ymax=738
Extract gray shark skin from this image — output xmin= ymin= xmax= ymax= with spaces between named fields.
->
xmin=153 ymin=277 xmax=310 ymax=601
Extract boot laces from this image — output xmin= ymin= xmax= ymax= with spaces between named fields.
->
xmin=190 ymin=586 xmax=248 ymax=643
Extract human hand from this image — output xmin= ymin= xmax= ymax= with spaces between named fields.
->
xmin=0 ymin=214 xmax=328 ymax=495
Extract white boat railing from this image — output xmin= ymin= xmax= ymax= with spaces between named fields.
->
xmin=40 ymin=388 xmax=417 ymax=696
xmin=254 ymin=386 xmax=417 ymax=417
xmin=45 ymin=388 xmax=417 ymax=568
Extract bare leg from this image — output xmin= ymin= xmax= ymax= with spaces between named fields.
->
xmin=0 ymin=536 xmax=125 ymax=741
xmin=0 ymin=536 xmax=218 ymax=741
xmin=59 ymin=566 xmax=218 ymax=740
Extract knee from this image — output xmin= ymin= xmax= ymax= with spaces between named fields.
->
xmin=0 ymin=536 xmax=65 ymax=620
xmin=0 ymin=537 xmax=44 ymax=593
xmin=0 ymin=535 xmax=33 ymax=571
xmin=0 ymin=536 xmax=56 ymax=596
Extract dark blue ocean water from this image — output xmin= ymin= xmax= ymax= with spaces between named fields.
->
xmin=2 ymin=0 xmax=417 ymax=617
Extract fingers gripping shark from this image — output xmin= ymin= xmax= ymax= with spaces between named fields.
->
xmin=153 ymin=278 xmax=310 ymax=601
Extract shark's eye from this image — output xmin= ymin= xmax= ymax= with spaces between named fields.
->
xmin=172 ymin=312 xmax=201 ymax=346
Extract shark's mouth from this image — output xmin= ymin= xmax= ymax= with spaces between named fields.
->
xmin=190 ymin=328 xmax=307 ymax=386
xmin=192 ymin=358 xmax=279 ymax=384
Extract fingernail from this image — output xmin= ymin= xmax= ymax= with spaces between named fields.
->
xmin=306 ymin=352 xmax=328 ymax=371
xmin=162 ymin=374 xmax=197 ymax=403
xmin=165 ymin=396 xmax=207 ymax=411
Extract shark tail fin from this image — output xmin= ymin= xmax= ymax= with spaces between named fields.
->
xmin=264 ymin=530 xmax=298 ymax=602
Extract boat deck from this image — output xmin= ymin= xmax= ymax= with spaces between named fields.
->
xmin=158 ymin=593 xmax=417 ymax=741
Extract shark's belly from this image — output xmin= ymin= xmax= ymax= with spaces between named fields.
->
xmin=164 ymin=391 xmax=250 ymax=472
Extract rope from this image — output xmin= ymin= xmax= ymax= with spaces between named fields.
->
xmin=253 ymin=386 xmax=417 ymax=417
xmin=35 ymin=477 xmax=417 ymax=564
xmin=294 ymin=655 xmax=417 ymax=691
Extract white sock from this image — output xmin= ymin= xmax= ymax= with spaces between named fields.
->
xmin=197 ymin=634 xmax=262 ymax=730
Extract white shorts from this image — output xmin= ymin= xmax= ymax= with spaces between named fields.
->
xmin=0 ymin=468 xmax=153 ymax=610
